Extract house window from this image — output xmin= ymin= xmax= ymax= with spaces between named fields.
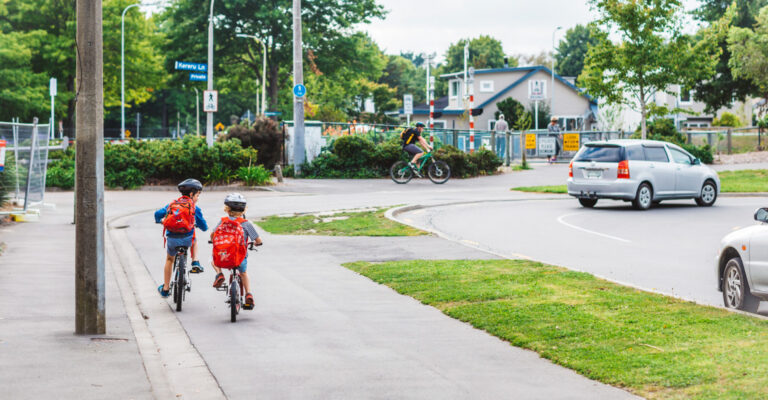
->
xmin=432 ymin=120 xmax=446 ymax=129
xmin=679 ymin=86 xmax=693 ymax=104
xmin=449 ymin=80 xmax=462 ymax=99
xmin=480 ymin=80 xmax=494 ymax=93
xmin=488 ymin=120 xmax=496 ymax=131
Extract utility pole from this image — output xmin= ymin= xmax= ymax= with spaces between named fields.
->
xmin=424 ymin=53 xmax=436 ymax=143
xmin=75 ymin=0 xmax=105 ymax=335
xmin=292 ymin=0 xmax=305 ymax=173
xmin=205 ymin=0 xmax=215 ymax=147
xmin=551 ymin=26 xmax=562 ymax=119
xmin=193 ymin=88 xmax=200 ymax=135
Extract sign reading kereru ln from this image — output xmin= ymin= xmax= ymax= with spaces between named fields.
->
xmin=203 ymin=90 xmax=218 ymax=112
xmin=175 ymin=61 xmax=207 ymax=72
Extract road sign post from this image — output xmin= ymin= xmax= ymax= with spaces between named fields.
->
xmin=403 ymin=94 xmax=413 ymax=126
xmin=203 ymin=90 xmax=218 ymax=112
xmin=49 ymin=77 xmax=57 ymax=140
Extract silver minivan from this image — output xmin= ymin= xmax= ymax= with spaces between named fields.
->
xmin=566 ymin=140 xmax=720 ymax=210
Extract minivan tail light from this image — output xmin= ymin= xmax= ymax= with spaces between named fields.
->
xmin=617 ymin=160 xmax=630 ymax=179
xmin=568 ymin=161 xmax=573 ymax=178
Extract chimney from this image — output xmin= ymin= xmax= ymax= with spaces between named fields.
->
xmin=504 ymin=57 xmax=509 ymax=68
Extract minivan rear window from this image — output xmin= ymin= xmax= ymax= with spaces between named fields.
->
xmin=626 ymin=145 xmax=645 ymax=161
xmin=575 ymin=145 xmax=625 ymax=162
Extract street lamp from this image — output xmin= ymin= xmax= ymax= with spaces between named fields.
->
xmin=206 ymin=0 xmax=215 ymax=147
xmin=236 ymin=34 xmax=268 ymax=116
xmin=551 ymin=26 xmax=562 ymax=121
xmin=193 ymin=87 xmax=200 ymax=136
xmin=121 ymin=2 xmax=161 ymax=141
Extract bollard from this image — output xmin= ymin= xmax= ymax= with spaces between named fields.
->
xmin=274 ymin=164 xmax=284 ymax=183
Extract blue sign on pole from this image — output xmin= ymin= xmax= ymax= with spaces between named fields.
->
xmin=189 ymin=73 xmax=207 ymax=81
xmin=175 ymin=61 xmax=207 ymax=72
xmin=293 ymin=84 xmax=306 ymax=98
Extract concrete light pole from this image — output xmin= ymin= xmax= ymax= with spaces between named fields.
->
xmin=206 ymin=0 xmax=215 ymax=147
xmin=76 ymin=0 xmax=105 ymax=335
xmin=551 ymin=26 xmax=562 ymax=119
xmin=193 ymin=87 xmax=200 ymax=135
xmin=236 ymin=34 xmax=267 ymax=116
xmin=292 ymin=0 xmax=305 ymax=173
xmin=121 ymin=2 xmax=160 ymax=141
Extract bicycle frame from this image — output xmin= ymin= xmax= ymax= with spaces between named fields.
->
xmin=171 ymin=246 xmax=191 ymax=310
xmin=398 ymin=151 xmax=434 ymax=175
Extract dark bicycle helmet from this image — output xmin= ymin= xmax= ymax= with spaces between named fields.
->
xmin=224 ymin=192 xmax=247 ymax=212
xmin=178 ymin=178 xmax=203 ymax=195
xmin=415 ymin=122 xmax=425 ymax=128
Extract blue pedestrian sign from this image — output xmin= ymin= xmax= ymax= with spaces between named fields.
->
xmin=189 ymin=73 xmax=207 ymax=81
xmin=175 ymin=61 xmax=207 ymax=72
xmin=293 ymin=84 xmax=306 ymax=98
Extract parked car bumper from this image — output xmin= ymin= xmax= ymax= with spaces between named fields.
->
xmin=567 ymin=179 xmax=638 ymax=201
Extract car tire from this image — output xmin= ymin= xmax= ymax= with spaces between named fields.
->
xmin=578 ymin=198 xmax=598 ymax=208
xmin=695 ymin=180 xmax=717 ymax=207
xmin=722 ymin=257 xmax=761 ymax=313
xmin=632 ymin=183 xmax=653 ymax=210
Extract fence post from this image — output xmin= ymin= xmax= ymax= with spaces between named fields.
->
xmin=22 ymin=118 xmax=39 ymax=212
xmin=707 ymin=132 xmax=713 ymax=147
xmin=453 ymin=131 xmax=458 ymax=148
xmin=12 ymin=117 xmax=20 ymax=200
xmin=505 ymin=131 xmax=510 ymax=167
xmin=727 ymin=129 xmax=732 ymax=155
xmin=521 ymin=131 xmax=527 ymax=167
xmin=686 ymin=130 xmax=692 ymax=144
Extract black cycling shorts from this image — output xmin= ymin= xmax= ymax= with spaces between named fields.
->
xmin=403 ymin=144 xmax=423 ymax=156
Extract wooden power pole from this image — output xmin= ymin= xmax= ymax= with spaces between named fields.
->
xmin=75 ymin=0 xmax=106 ymax=334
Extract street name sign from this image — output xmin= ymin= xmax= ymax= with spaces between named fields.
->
xmin=189 ymin=73 xmax=207 ymax=81
xmin=293 ymin=84 xmax=306 ymax=98
xmin=203 ymin=90 xmax=218 ymax=112
xmin=175 ymin=61 xmax=207 ymax=72
xmin=403 ymin=94 xmax=413 ymax=115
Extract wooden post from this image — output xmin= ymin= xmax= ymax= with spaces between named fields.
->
xmin=727 ymin=129 xmax=732 ymax=155
xmin=75 ymin=0 xmax=106 ymax=334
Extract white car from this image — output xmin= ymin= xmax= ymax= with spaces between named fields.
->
xmin=717 ymin=208 xmax=768 ymax=312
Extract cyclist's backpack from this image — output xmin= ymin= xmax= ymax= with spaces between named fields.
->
xmin=212 ymin=217 xmax=247 ymax=268
xmin=162 ymin=196 xmax=196 ymax=234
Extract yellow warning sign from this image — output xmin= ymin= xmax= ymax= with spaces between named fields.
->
xmin=215 ymin=122 xmax=225 ymax=131
xmin=563 ymin=133 xmax=580 ymax=152
xmin=525 ymin=133 xmax=536 ymax=149
xmin=125 ymin=130 xmax=131 ymax=138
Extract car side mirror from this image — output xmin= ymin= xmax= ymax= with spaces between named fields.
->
xmin=692 ymin=158 xmax=701 ymax=165
xmin=755 ymin=208 xmax=768 ymax=223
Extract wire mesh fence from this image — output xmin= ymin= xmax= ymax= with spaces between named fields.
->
xmin=0 ymin=119 xmax=51 ymax=211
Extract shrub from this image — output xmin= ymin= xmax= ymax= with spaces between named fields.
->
xmin=713 ymin=112 xmax=742 ymax=127
xmin=469 ymin=149 xmax=503 ymax=175
xmin=46 ymin=165 xmax=75 ymax=189
xmin=435 ymin=145 xmax=477 ymax=178
xmin=220 ymin=117 xmax=282 ymax=168
xmin=0 ymin=155 xmax=17 ymax=206
xmin=106 ymin=167 xmax=146 ymax=190
xmin=237 ymin=165 xmax=272 ymax=186
xmin=682 ymin=143 xmax=714 ymax=164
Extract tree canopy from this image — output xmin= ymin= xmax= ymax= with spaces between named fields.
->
xmin=728 ymin=5 xmax=768 ymax=107
xmin=555 ymin=24 xmax=600 ymax=80
xmin=443 ymin=35 xmax=509 ymax=74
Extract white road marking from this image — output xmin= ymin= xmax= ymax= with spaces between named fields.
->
xmin=462 ymin=239 xmax=480 ymax=246
xmin=556 ymin=213 xmax=632 ymax=243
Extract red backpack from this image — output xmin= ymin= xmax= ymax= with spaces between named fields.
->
xmin=162 ymin=196 xmax=196 ymax=233
xmin=212 ymin=217 xmax=247 ymax=268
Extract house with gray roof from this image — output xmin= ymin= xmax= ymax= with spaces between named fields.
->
xmin=396 ymin=66 xmax=598 ymax=132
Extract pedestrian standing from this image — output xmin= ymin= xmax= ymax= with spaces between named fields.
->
xmin=495 ymin=114 xmax=509 ymax=160
xmin=547 ymin=116 xmax=562 ymax=164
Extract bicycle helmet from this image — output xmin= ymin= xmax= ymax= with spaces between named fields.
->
xmin=415 ymin=122 xmax=425 ymax=128
xmin=178 ymin=178 xmax=203 ymax=195
xmin=224 ymin=192 xmax=247 ymax=212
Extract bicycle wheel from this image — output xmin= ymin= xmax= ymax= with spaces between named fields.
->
xmin=230 ymin=278 xmax=239 ymax=323
xmin=175 ymin=256 xmax=185 ymax=312
xmin=427 ymin=160 xmax=451 ymax=184
xmin=390 ymin=161 xmax=413 ymax=184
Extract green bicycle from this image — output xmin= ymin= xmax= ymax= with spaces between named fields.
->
xmin=390 ymin=151 xmax=451 ymax=184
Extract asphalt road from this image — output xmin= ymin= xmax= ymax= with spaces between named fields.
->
xmin=397 ymin=196 xmax=768 ymax=308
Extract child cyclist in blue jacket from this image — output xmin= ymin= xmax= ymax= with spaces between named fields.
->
xmin=154 ymin=178 xmax=209 ymax=297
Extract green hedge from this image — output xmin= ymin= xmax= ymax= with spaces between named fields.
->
xmin=297 ymin=135 xmax=502 ymax=178
xmin=46 ymin=136 xmax=270 ymax=189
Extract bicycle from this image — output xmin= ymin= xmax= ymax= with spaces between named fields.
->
xmin=390 ymin=150 xmax=451 ymax=184
xmin=211 ymin=241 xmax=260 ymax=323
xmin=170 ymin=245 xmax=192 ymax=312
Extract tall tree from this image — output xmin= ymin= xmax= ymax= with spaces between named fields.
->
xmin=160 ymin=0 xmax=384 ymax=116
xmin=728 ymin=6 xmax=768 ymax=109
xmin=443 ymin=35 xmax=507 ymax=74
xmin=694 ymin=0 xmax=768 ymax=113
xmin=0 ymin=31 xmax=48 ymax=120
xmin=380 ymin=55 xmax=426 ymax=104
xmin=555 ymin=24 xmax=600 ymax=79
xmin=579 ymin=0 xmax=721 ymax=138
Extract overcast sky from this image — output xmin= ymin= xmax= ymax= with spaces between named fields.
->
xmin=362 ymin=0 xmax=703 ymax=62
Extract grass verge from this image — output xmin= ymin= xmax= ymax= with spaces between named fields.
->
xmin=345 ymin=259 xmax=768 ymax=399
xmin=513 ymin=170 xmax=768 ymax=194
xmin=256 ymin=207 xmax=427 ymax=237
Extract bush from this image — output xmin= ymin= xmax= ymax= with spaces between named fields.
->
xmin=0 ymin=155 xmax=17 ymax=206
xmin=713 ymin=112 xmax=742 ymax=127
xmin=46 ymin=165 xmax=75 ymax=189
xmin=682 ymin=144 xmax=714 ymax=164
xmin=237 ymin=165 xmax=272 ymax=186
xmin=631 ymin=118 xmax=714 ymax=164
xmin=220 ymin=116 xmax=282 ymax=168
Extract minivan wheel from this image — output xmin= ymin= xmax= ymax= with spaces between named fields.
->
xmin=722 ymin=257 xmax=760 ymax=312
xmin=632 ymin=183 xmax=653 ymax=210
xmin=578 ymin=198 xmax=598 ymax=208
xmin=695 ymin=181 xmax=717 ymax=207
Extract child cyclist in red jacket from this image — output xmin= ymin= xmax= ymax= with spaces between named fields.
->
xmin=154 ymin=178 xmax=209 ymax=297
xmin=210 ymin=193 xmax=262 ymax=309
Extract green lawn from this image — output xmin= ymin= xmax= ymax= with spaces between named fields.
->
xmin=512 ymin=170 xmax=768 ymax=193
xmin=256 ymin=207 xmax=426 ymax=236
xmin=345 ymin=259 xmax=768 ymax=399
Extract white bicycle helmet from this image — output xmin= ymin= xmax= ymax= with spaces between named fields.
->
xmin=224 ymin=193 xmax=247 ymax=211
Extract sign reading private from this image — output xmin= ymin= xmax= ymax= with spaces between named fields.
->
xmin=403 ymin=94 xmax=413 ymax=115
xmin=203 ymin=90 xmax=218 ymax=112
xmin=563 ymin=133 xmax=580 ymax=152
xmin=538 ymin=136 xmax=556 ymax=156
xmin=189 ymin=73 xmax=207 ymax=81
xmin=525 ymin=133 xmax=536 ymax=150
xmin=528 ymin=80 xmax=547 ymax=100
xmin=175 ymin=61 xmax=207 ymax=72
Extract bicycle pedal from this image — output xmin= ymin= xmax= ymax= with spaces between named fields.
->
xmin=243 ymin=304 xmax=254 ymax=310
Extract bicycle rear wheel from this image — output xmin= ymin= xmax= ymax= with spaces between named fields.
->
xmin=390 ymin=161 xmax=413 ymax=184
xmin=230 ymin=279 xmax=239 ymax=323
xmin=427 ymin=160 xmax=451 ymax=184
xmin=175 ymin=256 xmax=185 ymax=312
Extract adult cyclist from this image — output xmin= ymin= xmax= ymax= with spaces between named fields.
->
xmin=401 ymin=122 xmax=433 ymax=173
